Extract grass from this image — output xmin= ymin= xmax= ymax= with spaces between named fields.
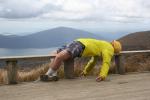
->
xmin=17 ymin=63 xmax=50 ymax=82
xmin=125 ymin=53 xmax=150 ymax=72
xmin=0 ymin=63 xmax=49 ymax=84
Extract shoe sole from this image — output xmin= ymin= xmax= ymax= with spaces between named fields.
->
xmin=40 ymin=75 xmax=59 ymax=82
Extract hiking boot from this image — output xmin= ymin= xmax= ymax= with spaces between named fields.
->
xmin=40 ymin=75 xmax=59 ymax=82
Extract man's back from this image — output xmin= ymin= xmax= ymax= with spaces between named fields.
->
xmin=76 ymin=38 xmax=114 ymax=57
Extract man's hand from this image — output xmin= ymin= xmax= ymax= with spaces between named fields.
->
xmin=96 ymin=76 xmax=105 ymax=82
xmin=80 ymin=72 xmax=87 ymax=78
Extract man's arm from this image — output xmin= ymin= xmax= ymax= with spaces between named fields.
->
xmin=82 ymin=56 xmax=98 ymax=75
xmin=98 ymin=51 xmax=113 ymax=79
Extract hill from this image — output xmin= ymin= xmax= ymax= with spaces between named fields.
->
xmin=118 ymin=31 xmax=150 ymax=50
xmin=0 ymin=27 xmax=103 ymax=48
xmin=118 ymin=31 xmax=150 ymax=73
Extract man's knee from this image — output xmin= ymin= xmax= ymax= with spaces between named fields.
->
xmin=55 ymin=54 xmax=64 ymax=61
xmin=55 ymin=50 xmax=71 ymax=61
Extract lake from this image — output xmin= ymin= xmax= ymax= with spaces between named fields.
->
xmin=0 ymin=47 xmax=58 ymax=57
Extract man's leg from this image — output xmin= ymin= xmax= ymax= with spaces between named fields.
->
xmin=46 ymin=50 xmax=72 ymax=76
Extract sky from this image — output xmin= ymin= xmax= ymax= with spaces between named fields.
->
xmin=0 ymin=0 xmax=150 ymax=36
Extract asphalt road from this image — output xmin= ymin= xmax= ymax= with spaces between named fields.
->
xmin=0 ymin=72 xmax=150 ymax=100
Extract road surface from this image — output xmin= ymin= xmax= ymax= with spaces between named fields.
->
xmin=0 ymin=72 xmax=150 ymax=100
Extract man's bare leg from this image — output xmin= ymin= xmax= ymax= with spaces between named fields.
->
xmin=46 ymin=50 xmax=72 ymax=76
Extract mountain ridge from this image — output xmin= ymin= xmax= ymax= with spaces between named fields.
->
xmin=118 ymin=30 xmax=150 ymax=50
xmin=0 ymin=27 xmax=103 ymax=48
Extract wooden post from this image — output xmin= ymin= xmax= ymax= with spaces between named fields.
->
xmin=6 ymin=60 xmax=18 ymax=84
xmin=64 ymin=59 xmax=74 ymax=79
xmin=115 ymin=54 xmax=125 ymax=75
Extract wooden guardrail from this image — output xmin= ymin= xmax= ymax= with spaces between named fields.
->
xmin=0 ymin=54 xmax=74 ymax=84
xmin=115 ymin=50 xmax=150 ymax=74
xmin=0 ymin=50 xmax=150 ymax=84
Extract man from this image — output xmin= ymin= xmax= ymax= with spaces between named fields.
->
xmin=40 ymin=38 xmax=122 ymax=82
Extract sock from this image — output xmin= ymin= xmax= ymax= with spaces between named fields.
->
xmin=46 ymin=68 xmax=56 ymax=76
xmin=52 ymin=71 xmax=57 ymax=76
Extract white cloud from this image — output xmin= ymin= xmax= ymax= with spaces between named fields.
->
xmin=0 ymin=0 xmax=150 ymax=23
xmin=0 ymin=0 xmax=61 ymax=18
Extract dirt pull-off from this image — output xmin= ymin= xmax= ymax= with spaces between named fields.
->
xmin=0 ymin=72 xmax=150 ymax=100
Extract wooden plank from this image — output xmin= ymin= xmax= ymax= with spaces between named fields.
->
xmin=121 ymin=50 xmax=150 ymax=54
xmin=0 ymin=50 xmax=149 ymax=61
xmin=0 ymin=55 xmax=55 ymax=61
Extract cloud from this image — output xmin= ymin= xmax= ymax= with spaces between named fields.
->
xmin=0 ymin=0 xmax=150 ymax=23
xmin=0 ymin=0 xmax=61 ymax=18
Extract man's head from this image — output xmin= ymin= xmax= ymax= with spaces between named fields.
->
xmin=111 ymin=40 xmax=122 ymax=54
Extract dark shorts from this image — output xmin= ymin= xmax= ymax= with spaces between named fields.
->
xmin=57 ymin=41 xmax=85 ymax=58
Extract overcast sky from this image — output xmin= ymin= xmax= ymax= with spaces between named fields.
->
xmin=0 ymin=0 xmax=150 ymax=35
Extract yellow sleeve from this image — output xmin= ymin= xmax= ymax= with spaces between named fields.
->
xmin=83 ymin=56 xmax=98 ymax=75
xmin=99 ymin=51 xmax=113 ymax=78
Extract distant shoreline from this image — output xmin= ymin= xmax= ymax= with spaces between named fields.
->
xmin=0 ymin=47 xmax=58 ymax=57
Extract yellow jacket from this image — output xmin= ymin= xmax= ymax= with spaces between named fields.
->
xmin=76 ymin=38 xmax=114 ymax=78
